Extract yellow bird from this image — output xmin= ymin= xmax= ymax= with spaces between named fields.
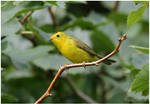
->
xmin=50 ymin=32 xmax=115 ymax=65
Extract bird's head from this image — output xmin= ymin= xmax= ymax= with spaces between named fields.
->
xmin=50 ymin=32 xmax=69 ymax=48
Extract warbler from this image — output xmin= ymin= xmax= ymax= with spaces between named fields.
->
xmin=50 ymin=32 xmax=115 ymax=65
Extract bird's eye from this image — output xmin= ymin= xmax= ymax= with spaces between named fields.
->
xmin=57 ymin=35 xmax=60 ymax=37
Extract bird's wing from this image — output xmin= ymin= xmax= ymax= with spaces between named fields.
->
xmin=70 ymin=36 xmax=116 ymax=64
xmin=70 ymin=36 xmax=99 ymax=57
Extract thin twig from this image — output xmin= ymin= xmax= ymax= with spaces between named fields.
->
xmin=20 ymin=31 xmax=35 ymax=41
xmin=48 ymin=7 xmax=58 ymax=29
xmin=20 ymin=31 xmax=36 ymax=45
xmin=20 ymin=11 xmax=33 ymax=24
xmin=113 ymin=1 xmax=120 ymax=11
xmin=20 ymin=31 xmax=34 ymax=35
xmin=34 ymin=34 xmax=126 ymax=104
xmin=62 ymin=75 xmax=96 ymax=103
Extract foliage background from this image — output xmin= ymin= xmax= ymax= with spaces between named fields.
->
xmin=1 ymin=1 xmax=149 ymax=103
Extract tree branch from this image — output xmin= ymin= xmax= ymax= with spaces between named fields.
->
xmin=20 ymin=11 xmax=33 ymax=24
xmin=48 ymin=7 xmax=58 ymax=29
xmin=34 ymin=34 xmax=126 ymax=104
xmin=62 ymin=75 xmax=96 ymax=103
xmin=113 ymin=1 xmax=120 ymax=11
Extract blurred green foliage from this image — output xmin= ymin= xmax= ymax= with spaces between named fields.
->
xmin=129 ymin=45 xmax=149 ymax=54
xmin=1 ymin=1 xmax=149 ymax=103
xmin=127 ymin=4 xmax=147 ymax=28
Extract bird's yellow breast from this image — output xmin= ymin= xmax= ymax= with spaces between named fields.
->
xmin=59 ymin=39 xmax=98 ymax=63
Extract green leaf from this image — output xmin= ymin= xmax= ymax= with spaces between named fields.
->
xmin=1 ymin=2 xmax=23 ymax=36
xmin=26 ymin=23 xmax=50 ymax=45
xmin=124 ymin=64 xmax=140 ymax=77
xmin=32 ymin=26 xmax=50 ymax=41
xmin=44 ymin=1 xmax=67 ymax=8
xmin=32 ymin=53 xmax=93 ymax=74
xmin=2 ymin=65 xmax=33 ymax=80
xmin=129 ymin=45 xmax=149 ymax=54
xmin=127 ymin=5 xmax=146 ymax=28
xmin=3 ymin=45 xmax=54 ymax=70
xmin=2 ymin=18 xmax=23 ymax=36
xmin=134 ymin=1 xmax=149 ymax=5
xmin=2 ymin=93 xmax=18 ymax=103
xmin=39 ymin=24 xmax=54 ymax=33
xmin=11 ymin=6 xmax=46 ymax=21
xmin=1 ymin=2 xmax=17 ymax=24
xmin=61 ymin=18 xmax=96 ymax=31
xmin=1 ymin=54 xmax=12 ymax=68
xmin=109 ymin=12 xmax=127 ymax=24
xmin=66 ymin=1 xmax=87 ymax=4
xmin=1 ymin=38 xmax=8 ymax=51
xmin=1 ymin=1 xmax=47 ymax=36
xmin=44 ymin=1 xmax=58 ymax=6
xmin=6 ymin=35 xmax=33 ymax=50
xmin=6 ymin=68 xmax=33 ymax=80
xmin=1 ymin=1 xmax=14 ymax=8
xmin=131 ymin=63 xmax=149 ymax=96
xmin=90 ymin=30 xmax=115 ymax=55
xmin=2 ymin=1 xmax=46 ymax=23
xmin=32 ymin=54 xmax=70 ymax=70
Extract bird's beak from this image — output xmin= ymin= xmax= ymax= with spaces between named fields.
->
xmin=50 ymin=38 xmax=54 ymax=40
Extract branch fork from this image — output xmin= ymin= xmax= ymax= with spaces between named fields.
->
xmin=34 ymin=34 xmax=126 ymax=104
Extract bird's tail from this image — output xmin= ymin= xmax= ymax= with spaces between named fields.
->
xmin=103 ymin=59 xmax=116 ymax=65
